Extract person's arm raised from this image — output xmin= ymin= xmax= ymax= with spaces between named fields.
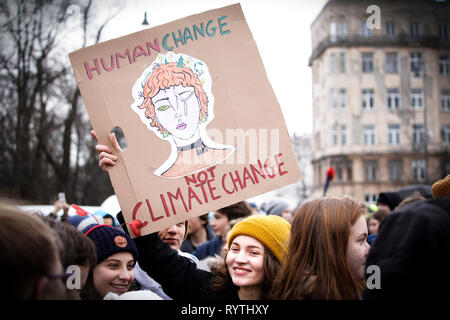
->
xmin=91 ymin=130 xmax=121 ymax=172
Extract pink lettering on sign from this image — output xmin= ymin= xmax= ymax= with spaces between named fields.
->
xmin=131 ymin=153 xmax=290 ymax=227
xmin=83 ymin=38 xmax=161 ymax=80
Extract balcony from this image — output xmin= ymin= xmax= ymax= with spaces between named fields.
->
xmin=309 ymin=34 xmax=449 ymax=66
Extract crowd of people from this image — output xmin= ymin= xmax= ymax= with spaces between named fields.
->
xmin=2 ymin=174 xmax=449 ymax=301
xmin=1 ymin=135 xmax=450 ymax=301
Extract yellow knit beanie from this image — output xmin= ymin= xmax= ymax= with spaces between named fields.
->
xmin=227 ymin=214 xmax=291 ymax=263
xmin=432 ymin=174 xmax=450 ymax=198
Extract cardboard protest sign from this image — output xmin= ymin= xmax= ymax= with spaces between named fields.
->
xmin=69 ymin=3 xmax=301 ymax=237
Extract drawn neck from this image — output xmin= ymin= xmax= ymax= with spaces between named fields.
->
xmin=172 ymin=129 xmax=201 ymax=148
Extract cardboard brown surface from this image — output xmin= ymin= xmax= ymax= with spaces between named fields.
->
xmin=69 ymin=3 xmax=301 ymax=237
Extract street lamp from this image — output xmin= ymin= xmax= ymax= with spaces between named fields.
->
xmin=142 ymin=11 xmax=149 ymax=26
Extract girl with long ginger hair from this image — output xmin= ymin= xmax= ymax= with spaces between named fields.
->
xmin=270 ymin=197 xmax=370 ymax=300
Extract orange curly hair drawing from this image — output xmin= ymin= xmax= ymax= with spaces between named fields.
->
xmin=138 ymin=63 xmax=209 ymax=134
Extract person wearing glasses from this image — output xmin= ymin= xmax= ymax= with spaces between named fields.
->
xmin=39 ymin=215 xmax=97 ymax=299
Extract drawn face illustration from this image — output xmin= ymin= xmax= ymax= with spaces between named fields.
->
xmin=153 ymin=85 xmax=201 ymax=140
xmin=131 ymin=53 xmax=234 ymax=178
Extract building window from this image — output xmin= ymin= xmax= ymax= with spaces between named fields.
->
xmin=441 ymin=90 xmax=450 ymax=111
xmin=412 ymin=124 xmax=426 ymax=145
xmin=331 ymin=123 xmax=348 ymax=146
xmin=338 ymin=22 xmax=346 ymax=37
xmin=346 ymin=161 xmax=353 ymax=181
xmin=364 ymin=160 xmax=378 ymax=182
xmin=442 ymin=90 xmax=450 ymax=111
xmin=332 ymin=124 xmax=338 ymax=146
xmin=440 ymin=55 xmax=450 ymax=76
xmin=388 ymin=124 xmax=401 ymax=146
xmin=442 ymin=125 xmax=450 ymax=146
xmin=438 ymin=23 xmax=448 ymax=40
xmin=328 ymin=53 xmax=336 ymax=74
xmin=363 ymin=125 xmax=376 ymax=146
xmin=412 ymin=159 xmax=426 ymax=182
xmin=365 ymin=194 xmax=377 ymax=204
xmin=332 ymin=159 xmax=343 ymax=181
xmin=385 ymin=52 xmax=398 ymax=73
xmin=410 ymin=89 xmax=424 ymax=109
xmin=331 ymin=89 xmax=338 ymax=108
xmin=361 ymin=21 xmax=372 ymax=36
xmin=339 ymin=52 xmax=346 ymax=73
xmin=386 ymin=21 xmax=396 ymax=36
xmin=330 ymin=22 xmax=337 ymax=42
xmin=330 ymin=21 xmax=346 ymax=41
xmin=387 ymin=88 xmax=400 ymax=110
xmin=410 ymin=52 xmax=423 ymax=76
xmin=362 ymin=52 xmax=374 ymax=73
xmin=389 ymin=160 xmax=403 ymax=182
xmin=339 ymin=89 xmax=347 ymax=108
xmin=362 ymin=89 xmax=375 ymax=110
xmin=410 ymin=21 xmax=420 ymax=37
xmin=341 ymin=124 xmax=347 ymax=145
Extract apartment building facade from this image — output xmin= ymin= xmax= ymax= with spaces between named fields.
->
xmin=309 ymin=0 xmax=450 ymax=203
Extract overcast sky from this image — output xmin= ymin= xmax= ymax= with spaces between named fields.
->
xmin=98 ymin=0 xmax=328 ymax=136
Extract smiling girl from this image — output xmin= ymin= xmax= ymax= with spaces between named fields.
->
xmin=133 ymin=214 xmax=290 ymax=300
xmin=80 ymin=224 xmax=139 ymax=300
xmin=211 ymin=215 xmax=289 ymax=299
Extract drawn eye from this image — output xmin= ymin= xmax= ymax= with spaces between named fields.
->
xmin=180 ymin=90 xmax=195 ymax=100
xmin=157 ymin=105 xmax=170 ymax=111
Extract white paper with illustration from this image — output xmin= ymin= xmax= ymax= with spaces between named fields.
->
xmin=131 ymin=52 xmax=234 ymax=178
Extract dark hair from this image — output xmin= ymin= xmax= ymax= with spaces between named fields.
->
xmin=103 ymin=214 xmax=114 ymax=221
xmin=221 ymin=217 xmax=246 ymax=243
xmin=371 ymin=208 xmax=389 ymax=224
xmin=199 ymin=213 xmax=209 ymax=222
xmin=210 ymin=246 xmax=280 ymax=300
xmin=38 ymin=215 xmax=97 ymax=269
xmin=396 ymin=191 xmax=426 ymax=209
xmin=377 ymin=192 xmax=402 ymax=211
xmin=217 ymin=201 xmax=252 ymax=221
xmin=80 ymin=272 xmax=102 ymax=300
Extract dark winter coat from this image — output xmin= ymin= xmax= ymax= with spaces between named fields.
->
xmin=363 ymin=198 xmax=450 ymax=300
xmin=192 ymin=236 xmax=224 ymax=260
xmin=134 ymin=232 xmax=239 ymax=301
xmin=180 ymin=224 xmax=215 ymax=253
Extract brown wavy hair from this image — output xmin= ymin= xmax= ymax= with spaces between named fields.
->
xmin=138 ymin=62 xmax=209 ymax=133
xmin=0 ymin=204 xmax=60 ymax=299
xmin=270 ymin=197 xmax=366 ymax=300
